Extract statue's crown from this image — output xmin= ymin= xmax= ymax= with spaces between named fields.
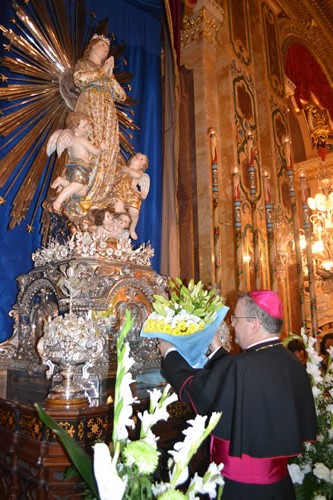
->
xmin=90 ymin=34 xmax=110 ymax=46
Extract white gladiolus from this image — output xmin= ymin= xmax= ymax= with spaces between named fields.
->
xmin=187 ymin=462 xmax=224 ymax=499
xmin=93 ymin=443 xmax=126 ymax=500
xmin=115 ymin=371 xmax=137 ymax=440
xmin=148 ymin=387 xmax=164 ymax=409
xmin=121 ymin=341 xmax=136 ymax=372
xmin=138 ymin=384 xmax=178 ymax=441
xmin=168 ymin=413 xmax=222 ymax=487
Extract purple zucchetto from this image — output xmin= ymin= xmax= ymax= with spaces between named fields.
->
xmin=249 ymin=290 xmax=283 ymax=320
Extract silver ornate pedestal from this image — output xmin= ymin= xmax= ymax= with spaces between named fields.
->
xmin=0 ymin=235 xmax=168 ymax=406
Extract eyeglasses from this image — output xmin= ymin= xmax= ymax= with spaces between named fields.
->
xmin=231 ymin=315 xmax=257 ymax=324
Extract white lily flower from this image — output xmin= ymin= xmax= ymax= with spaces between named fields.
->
xmin=93 ymin=443 xmax=126 ymax=500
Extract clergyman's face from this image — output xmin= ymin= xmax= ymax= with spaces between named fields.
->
xmin=232 ymin=299 xmax=255 ymax=350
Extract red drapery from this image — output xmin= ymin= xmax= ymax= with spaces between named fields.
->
xmin=285 ymin=44 xmax=333 ymax=119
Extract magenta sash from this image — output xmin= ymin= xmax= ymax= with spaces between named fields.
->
xmin=210 ymin=436 xmax=289 ymax=484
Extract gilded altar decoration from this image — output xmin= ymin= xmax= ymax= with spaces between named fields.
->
xmin=303 ymin=100 xmax=333 ymax=153
xmin=141 ymin=278 xmax=229 ymax=367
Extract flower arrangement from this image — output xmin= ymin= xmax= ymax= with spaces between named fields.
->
xmin=286 ymin=329 xmax=333 ymax=499
xmin=144 ymin=278 xmax=225 ymax=336
xmin=141 ymin=278 xmax=229 ymax=368
xmin=35 ymin=311 xmax=225 ymax=499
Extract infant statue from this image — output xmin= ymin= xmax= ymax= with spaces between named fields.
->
xmin=110 ymin=153 xmax=150 ymax=240
xmin=46 ymin=111 xmax=106 ymax=211
xmin=92 ymin=208 xmax=132 ymax=241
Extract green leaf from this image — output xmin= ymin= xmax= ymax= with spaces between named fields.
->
xmin=152 ymin=294 xmax=169 ymax=305
xmin=152 ymin=302 xmax=166 ymax=316
xmin=35 ymin=403 xmax=98 ymax=498
xmin=173 ymin=277 xmax=183 ymax=286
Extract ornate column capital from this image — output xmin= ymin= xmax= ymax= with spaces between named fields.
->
xmin=181 ymin=0 xmax=224 ymax=49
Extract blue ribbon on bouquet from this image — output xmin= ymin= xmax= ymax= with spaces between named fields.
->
xmin=140 ymin=305 xmax=229 ymax=368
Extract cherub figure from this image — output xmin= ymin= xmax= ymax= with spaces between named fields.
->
xmin=109 ymin=153 xmax=150 ymax=240
xmin=46 ymin=111 xmax=106 ymax=211
xmin=92 ymin=208 xmax=132 ymax=241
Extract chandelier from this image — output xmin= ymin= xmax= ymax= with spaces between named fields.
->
xmin=306 ymin=169 xmax=333 ymax=268
xmin=308 ymin=178 xmax=333 ymax=217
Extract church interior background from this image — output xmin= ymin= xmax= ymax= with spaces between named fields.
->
xmin=175 ymin=0 xmax=333 ymax=342
xmin=0 ymin=0 xmax=333 ymax=496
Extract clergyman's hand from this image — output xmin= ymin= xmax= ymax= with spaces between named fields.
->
xmin=158 ymin=339 xmax=175 ymax=358
xmin=209 ymin=331 xmax=223 ymax=353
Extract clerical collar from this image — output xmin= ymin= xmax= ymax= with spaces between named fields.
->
xmin=246 ymin=336 xmax=280 ymax=351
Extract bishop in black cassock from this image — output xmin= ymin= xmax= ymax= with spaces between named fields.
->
xmin=159 ymin=290 xmax=317 ymax=499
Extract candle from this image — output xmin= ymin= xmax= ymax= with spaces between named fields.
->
xmin=263 ymin=170 xmax=271 ymax=203
xmin=232 ymin=165 xmax=241 ymax=200
xmin=247 ymin=133 xmax=254 ymax=165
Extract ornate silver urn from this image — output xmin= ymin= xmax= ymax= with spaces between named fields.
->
xmin=37 ymin=313 xmax=104 ymax=408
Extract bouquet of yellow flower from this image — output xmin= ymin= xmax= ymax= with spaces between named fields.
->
xmin=141 ymin=278 xmax=229 ymax=368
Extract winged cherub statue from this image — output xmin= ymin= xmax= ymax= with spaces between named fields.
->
xmin=109 ymin=153 xmax=150 ymax=239
xmin=46 ymin=111 xmax=106 ymax=212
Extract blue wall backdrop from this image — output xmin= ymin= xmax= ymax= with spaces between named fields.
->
xmin=0 ymin=0 xmax=164 ymax=340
